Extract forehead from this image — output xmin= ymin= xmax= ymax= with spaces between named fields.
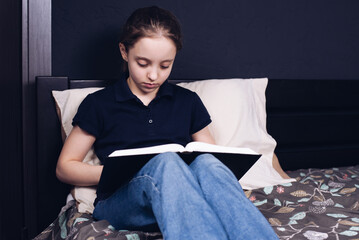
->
xmin=129 ymin=36 xmax=177 ymax=61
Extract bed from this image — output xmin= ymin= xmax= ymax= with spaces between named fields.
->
xmin=34 ymin=76 xmax=359 ymax=240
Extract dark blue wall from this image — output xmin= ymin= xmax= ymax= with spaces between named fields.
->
xmin=52 ymin=0 xmax=359 ymax=80
xmin=0 ymin=0 xmax=23 ymax=239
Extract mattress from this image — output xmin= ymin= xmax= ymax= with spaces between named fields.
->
xmin=34 ymin=164 xmax=359 ymax=240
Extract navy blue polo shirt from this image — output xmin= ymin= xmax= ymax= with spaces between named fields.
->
xmin=73 ymin=75 xmax=211 ymax=163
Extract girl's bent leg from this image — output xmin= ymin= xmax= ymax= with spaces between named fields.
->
xmin=93 ymin=152 xmax=228 ymax=240
xmin=189 ymin=154 xmax=278 ymax=240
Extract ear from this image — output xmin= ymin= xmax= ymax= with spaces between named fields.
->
xmin=119 ymin=43 xmax=128 ymax=62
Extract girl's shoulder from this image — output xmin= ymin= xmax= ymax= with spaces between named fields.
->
xmin=170 ymin=83 xmax=198 ymax=97
xmin=85 ymin=82 xmax=116 ymax=100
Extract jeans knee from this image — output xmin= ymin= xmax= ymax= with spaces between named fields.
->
xmin=142 ymin=152 xmax=188 ymax=177
xmin=190 ymin=154 xmax=235 ymax=181
xmin=190 ymin=154 xmax=222 ymax=171
xmin=150 ymin=152 xmax=183 ymax=167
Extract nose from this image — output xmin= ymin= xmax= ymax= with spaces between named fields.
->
xmin=147 ymin=68 xmax=158 ymax=81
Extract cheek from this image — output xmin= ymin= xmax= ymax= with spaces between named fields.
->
xmin=157 ymin=71 xmax=170 ymax=84
xmin=128 ymin=64 xmax=145 ymax=78
xmin=161 ymin=67 xmax=174 ymax=79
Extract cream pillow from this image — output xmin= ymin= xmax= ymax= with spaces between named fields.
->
xmin=178 ymin=79 xmax=295 ymax=189
xmin=52 ymin=78 xmax=296 ymax=214
xmin=53 ymin=87 xmax=102 ymax=213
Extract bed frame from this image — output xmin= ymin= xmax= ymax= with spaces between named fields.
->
xmin=35 ymin=76 xmax=359 ymax=233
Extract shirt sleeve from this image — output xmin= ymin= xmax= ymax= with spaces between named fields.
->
xmin=190 ymin=92 xmax=212 ymax=134
xmin=72 ymin=94 xmax=103 ymax=138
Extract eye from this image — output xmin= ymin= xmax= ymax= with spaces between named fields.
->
xmin=161 ymin=65 xmax=170 ymax=69
xmin=137 ymin=62 xmax=148 ymax=68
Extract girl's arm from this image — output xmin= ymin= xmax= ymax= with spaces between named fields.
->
xmin=192 ymin=126 xmax=216 ymax=144
xmin=56 ymin=125 xmax=103 ymax=186
xmin=272 ymin=153 xmax=291 ymax=179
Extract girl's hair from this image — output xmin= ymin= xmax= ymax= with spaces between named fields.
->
xmin=120 ymin=6 xmax=183 ymax=52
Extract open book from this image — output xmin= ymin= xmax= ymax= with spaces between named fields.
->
xmin=97 ymin=142 xmax=261 ymax=199
xmin=109 ymin=141 xmax=258 ymax=157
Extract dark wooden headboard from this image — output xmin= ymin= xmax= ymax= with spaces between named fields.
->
xmin=35 ymin=76 xmax=359 ymax=232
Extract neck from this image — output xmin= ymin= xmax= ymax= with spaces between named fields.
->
xmin=127 ymin=77 xmax=158 ymax=106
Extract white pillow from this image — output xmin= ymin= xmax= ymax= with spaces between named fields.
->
xmin=178 ymin=79 xmax=295 ymax=189
xmin=52 ymin=79 xmax=296 ymax=213
xmin=53 ymin=87 xmax=102 ymax=214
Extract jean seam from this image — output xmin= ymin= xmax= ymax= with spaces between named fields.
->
xmin=129 ymin=174 xmax=160 ymax=194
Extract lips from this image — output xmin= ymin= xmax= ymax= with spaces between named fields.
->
xmin=143 ymin=83 xmax=158 ymax=89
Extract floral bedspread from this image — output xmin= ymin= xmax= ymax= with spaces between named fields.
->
xmin=248 ymin=165 xmax=359 ymax=240
xmin=34 ymin=165 xmax=359 ymax=240
xmin=33 ymin=200 xmax=163 ymax=240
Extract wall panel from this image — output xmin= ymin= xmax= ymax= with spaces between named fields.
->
xmin=52 ymin=0 xmax=359 ymax=80
xmin=0 ymin=0 xmax=23 ymax=239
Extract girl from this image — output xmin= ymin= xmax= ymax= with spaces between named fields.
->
xmin=56 ymin=6 xmax=279 ymax=240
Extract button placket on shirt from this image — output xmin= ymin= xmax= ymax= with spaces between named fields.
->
xmin=147 ymin=105 xmax=155 ymax=135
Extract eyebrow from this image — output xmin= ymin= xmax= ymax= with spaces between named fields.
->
xmin=135 ymin=56 xmax=174 ymax=63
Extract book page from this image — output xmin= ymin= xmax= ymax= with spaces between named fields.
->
xmin=109 ymin=143 xmax=184 ymax=157
xmin=109 ymin=142 xmax=258 ymax=158
xmin=184 ymin=142 xmax=258 ymax=155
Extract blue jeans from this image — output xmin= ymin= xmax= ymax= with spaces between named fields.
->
xmin=93 ymin=152 xmax=278 ymax=240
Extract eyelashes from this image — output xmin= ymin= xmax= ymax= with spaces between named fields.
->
xmin=137 ymin=62 xmax=147 ymax=67
xmin=137 ymin=62 xmax=170 ymax=69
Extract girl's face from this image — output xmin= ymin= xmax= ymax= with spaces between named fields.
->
xmin=120 ymin=36 xmax=177 ymax=99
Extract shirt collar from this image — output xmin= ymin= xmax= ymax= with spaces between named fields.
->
xmin=114 ymin=72 xmax=174 ymax=102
